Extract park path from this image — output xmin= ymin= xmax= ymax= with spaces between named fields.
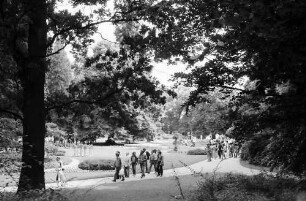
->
xmin=47 ymin=157 xmax=263 ymax=189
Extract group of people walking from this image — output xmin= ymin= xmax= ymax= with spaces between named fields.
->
xmin=205 ymin=141 xmax=240 ymax=162
xmin=113 ymin=148 xmax=164 ymax=182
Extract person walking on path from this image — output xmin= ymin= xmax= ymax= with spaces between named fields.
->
xmin=138 ymin=149 xmax=147 ymax=178
xmin=222 ymin=142 xmax=227 ymax=159
xmin=148 ymin=149 xmax=157 ymax=174
xmin=113 ymin=151 xmax=123 ymax=182
xmin=156 ymin=150 xmax=164 ymax=177
xmin=206 ymin=144 xmax=212 ymax=162
xmin=123 ymin=152 xmax=130 ymax=178
xmin=145 ymin=150 xmax=150 ymax=173
xmin=212 ymin=143 xmax=218 ymax=159
xmin=217 ymin=142 xmax=223 ymax=159
xmin=131 ymin=152 xmax=138 ymax=176
xmin=56 ymin=157 xmax=66 ymax=187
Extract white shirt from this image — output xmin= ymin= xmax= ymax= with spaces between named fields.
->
xmin=123 ymin=155 xmax=130 ymax=167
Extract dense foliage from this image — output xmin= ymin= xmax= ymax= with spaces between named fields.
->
xmin=161 ymin=86 xmax=229 ymax=137
xmin=191 ymin=173 xmax=305 ymax=201
xmin=120 ymin=0 xmax=306 ymax=175
xmin=1 ymin=0 xmax=306 ymax=191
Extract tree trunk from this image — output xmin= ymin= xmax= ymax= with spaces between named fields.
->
xmin=18 ymin=0 xmax=47 ymax=192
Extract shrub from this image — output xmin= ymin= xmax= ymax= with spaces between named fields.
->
xmin=187 ymin=148 xmax=207 ymax=155
xmin=54 ymin=150 xmax=65 ymax=156
xmin=45 ymin=144 xmax=66 ymax=156
xmin=0 ymin=152 xmax=22 ymax=174
xmin=0 ymin=189 xmax=68 ymax=201
xmin=45 ymin=144 xmax=58 ymax=155
xmin=189 ymin=173 xmax=304 ymax=201
xmin=78 ymin=159 xmax=114 ymax=171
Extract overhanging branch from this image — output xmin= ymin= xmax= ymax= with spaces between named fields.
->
xmin=46 ymin=17 xmax=142 ymax=49
xmin=0 ymin=108 xmax=23 ymax=120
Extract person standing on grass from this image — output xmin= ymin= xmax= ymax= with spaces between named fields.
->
xmin=123 ymin=152 xmax=130 ymax=178
xmin=56 ymin=157 xmax=66 ymax=187
xmin=83 ymin=143 xmax=87 ymax=156
xmin=113 ymin=151 xmax=122 ymax=182
xmin=148 ymin=149 xmax=157 ymax=174
xmin=73 ymin=143 xmax=77 ymax=156
xmin=156 ymin=150 xmax=164 ymax=177
xmin=138 ymin=149 xmax=147 ymax=178
xmin=131 ymin=152 xmax=138 ymax=176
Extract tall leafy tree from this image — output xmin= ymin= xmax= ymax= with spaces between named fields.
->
xmin=0 ymin=0 xmax=156 ymax=191
xmin=128 ymin=0 xmax=306 ymax=174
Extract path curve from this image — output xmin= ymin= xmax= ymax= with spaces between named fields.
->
xmin=46 ymin=158 xmax=263 ymax=189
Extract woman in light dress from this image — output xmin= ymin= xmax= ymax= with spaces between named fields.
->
xmin=56 ymin=157 xmax=66 ymax=187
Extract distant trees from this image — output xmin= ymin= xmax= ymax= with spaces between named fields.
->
xmin=161 ymin=86 xmax=229 ymax=138
xmin=45 ymin=41 xmax=73 ymax=97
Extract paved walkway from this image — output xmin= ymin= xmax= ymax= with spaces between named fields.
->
xmin=2 ymin=157 xmax=264 ymax=192
xmin=46 ymin=157 xmax=262 ymax=189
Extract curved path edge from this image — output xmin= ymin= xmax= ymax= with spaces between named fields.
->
xmin=47 ymin=158 xmax=263 ymax=189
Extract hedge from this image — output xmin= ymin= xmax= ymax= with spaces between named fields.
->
xmin=78 ymin=159 xmax=114 ymax=171
xmin=187 ymin=148 xmax=207 ymax=155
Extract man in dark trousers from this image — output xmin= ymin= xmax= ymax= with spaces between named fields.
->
xmin=131 ymin=152 xmax=138 ymax=176
xmin=145 ymin=150 xmax=151 ymax=173
xmin=113 ymin=151 xmax=122 ymax=182
xmin=139 ymin=149 xmax=147 ymax=178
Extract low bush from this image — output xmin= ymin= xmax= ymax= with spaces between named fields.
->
xmin=0 ymin=189 xmax=68 ymax=201
xmin=53 ymin=150 xmax=65 ymax=156
xmin=45 ymin=144 xmax=66 ymax=156
xmin=78 ymin=159 xmax=114 ymax=171
xmin=189 ymin=173 xmax=306 ymax=201
xmin=187 ymin=148 xmax=207 ymax=155
xmin=0 ymin=152 xmax=22 ymax=174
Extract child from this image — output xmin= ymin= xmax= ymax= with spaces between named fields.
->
xmin=56 ymin=157 xmax=66 ymax=187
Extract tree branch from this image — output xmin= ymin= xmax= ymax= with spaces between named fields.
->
xmin=0 ymin=108 xmax=23 ymax=120
xmin=46 ymin=69 xmax=134 ymax=111
xmin=46 ymin=42 xmax=70 ymax=57
xmin=46 ymin=17 xmax=142 ymax=48
xmin=96 ymin=32 xmax=120 ymax=44
xmin=217 ymin=85 xmax=246 ymax=92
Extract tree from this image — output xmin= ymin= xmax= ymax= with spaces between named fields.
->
xmin=45 ymin=41 xmax=73 ymax=97
xmin=0 ymin=0 xmax=158 ymax=191
xmin=129 ymin=0 xmax=306 ymax=174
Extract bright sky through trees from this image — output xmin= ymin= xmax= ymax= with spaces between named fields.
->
xmin=58 ymin=0 xmax=186 ymax=87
